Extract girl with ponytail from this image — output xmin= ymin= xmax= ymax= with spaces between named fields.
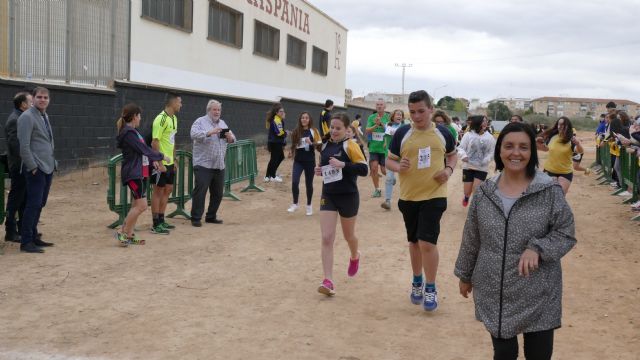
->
xmin=115 ymin=103 xmax=169 ymax=246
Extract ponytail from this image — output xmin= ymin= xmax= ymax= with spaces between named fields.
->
xmin=116 ymin=117 xmax=125 ymax=132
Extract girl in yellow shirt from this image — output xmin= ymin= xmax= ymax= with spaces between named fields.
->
xmin=537 ymin=117 xmax=583 ymax=194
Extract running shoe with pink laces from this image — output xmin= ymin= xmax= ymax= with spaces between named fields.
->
xmin=348 ymin=252 xmax=361 ymax=277
xmin=317 ymin=279 xmax=335 ymax=296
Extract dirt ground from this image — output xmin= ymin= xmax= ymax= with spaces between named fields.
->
xmin=0 ymin=131 xmax=638 ymax=360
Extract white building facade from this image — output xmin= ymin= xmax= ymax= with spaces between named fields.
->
xmin=130 ymin=0 xmax=348 ymax=105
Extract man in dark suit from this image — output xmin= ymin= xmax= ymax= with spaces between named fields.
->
xmin=4 ymin=91 xmax=32 ymax=242
xmin=17 ymin=87 xmax=56 ymax=253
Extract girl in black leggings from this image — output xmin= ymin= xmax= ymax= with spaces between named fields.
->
xmin=287 ymin=112 xmax=321 ymax=215
xmin=265 ymin=103 xmax=287 ymax=182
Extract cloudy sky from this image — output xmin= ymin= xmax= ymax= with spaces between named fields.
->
xmin=313 ymin=0 xmax=640 ymax=103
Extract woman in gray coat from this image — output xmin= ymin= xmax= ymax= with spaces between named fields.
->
xmin=455 ymin=122 xmax=576 ymax=360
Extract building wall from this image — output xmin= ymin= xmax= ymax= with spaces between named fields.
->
xmin=532 ymin=99 xmax=640 ymax=118
xmin=1 ymin=80 xmax=371 ymax=173
xmin=129 ymin=0 xmax=348 ymax=106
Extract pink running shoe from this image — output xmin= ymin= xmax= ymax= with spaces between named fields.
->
xmin=462 ymin=197 xmax=469 ymax=207
xmin=348 ymin=252 xmax=361 ymax=277
xmin=317 ymin=279 xmax=335 ymax=296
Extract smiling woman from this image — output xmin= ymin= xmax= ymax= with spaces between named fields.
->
xmin=455 ymin=122 xmax=576 ymax=360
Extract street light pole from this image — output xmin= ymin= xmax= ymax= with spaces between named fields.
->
xmin=395 ymin=63 xmax=413 ymax=101
xmin=432 ymin=84 xmax=448 ymax=105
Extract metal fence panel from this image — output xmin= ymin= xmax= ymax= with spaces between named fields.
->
xmin=3 ymin=0 xmax=129 ymax=87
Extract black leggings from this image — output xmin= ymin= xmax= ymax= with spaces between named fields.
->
xmin=611 ymin=154 xmax=619 ymax=185
xmin=491 ymin=329 xmax=554 ymax=360
xmin=266 ymin=142 xmax=285 ymax=178
xmin=292 ymin=161 xmax=315 ymax=205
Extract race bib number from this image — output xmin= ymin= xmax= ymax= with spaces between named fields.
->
xmin=418 ymin=147 xmax=431 ymax=169
xmin=321 ymin=165 xmax=343 ymax=184
xmin=385 ymin=126 xmax=396 ymax=136
xmin=142 ymin=155 xmax=149 ymax=166
xmin=372 ymin=132 xmax=384 ymax=141
xmin=297 ymin=137 xmax=309 ymax=149
xmin=169 ymin=132 xmax=176 ymax=145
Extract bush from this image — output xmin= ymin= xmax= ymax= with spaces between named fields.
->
xmin=523 ymin=114 xmax=598 ymax=131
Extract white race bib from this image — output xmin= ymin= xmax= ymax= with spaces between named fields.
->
xmin=169 ymin=132 xmax=176 ymax=145
xmin=418 ymin=147 xmax=431 ymax=169
xmin=385 ymin=126 xmax=396 ymax=136
xmin=372 ymin=132 xmax=384 ymax=141
xmin=297 ymin=137 xmax=309 ymax=149
xmin=321 ymin=165 xmax=343 ymax=184
xmin=142 ymin=155 xmax=149 ymax=166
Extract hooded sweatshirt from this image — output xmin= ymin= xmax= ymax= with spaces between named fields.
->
xmin=455 ymin=171 xmax=576 ymax=339
xmin=458 ymin=130 xmax=496 ymax=173
xmin=117 ymin=124 xmax=164 ymax=184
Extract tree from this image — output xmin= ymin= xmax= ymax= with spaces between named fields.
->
xmin=487 ymin=102 xmax=512 ymax=121
xmin=436 ymin=96 xmax=456 ymax=110
xmin=452 ymin=100 xmax=467 ymax=113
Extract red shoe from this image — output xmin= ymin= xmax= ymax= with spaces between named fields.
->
xmin=317 ymin=279 xmax=335 ymax=296
xmin=348 ymin=252 xmax=361 ymax=277
xmin=462 ymin=197 xmax=469 ymax=207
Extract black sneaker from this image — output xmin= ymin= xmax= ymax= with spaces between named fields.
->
xmin=34 ymin=239 xmax=54 ymax=247
xmin=4 ymin=232 xmax=21 ymax=243
xmin=191 ymin=220 xmax=202 ymax=227
xmin=205 ymin=218 xmax=223 ymax=224
xmin=20 ymin=242 xmax=44 ymax=253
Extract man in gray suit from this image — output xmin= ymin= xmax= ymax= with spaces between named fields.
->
xmin=4 ymin=91 xmax=32 ymax=242
xmin=17 ymin=87 xmax=56 ymax=253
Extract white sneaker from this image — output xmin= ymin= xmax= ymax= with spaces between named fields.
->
xmin=306 ymin=205 xmax=313 ymax=216
xmin=288 ymin=204 xmax=298 ymax=213
xmin=264 ymin=177 xmax=271 ymax=182
xmin=273 ymin=175 xmax=283 ymax=183
xmin=630 ymin=200 xmax=640 ymax=207
xmin=618 ymin=191 xmax=632 ymax=197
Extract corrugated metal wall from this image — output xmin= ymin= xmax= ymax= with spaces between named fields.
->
xmin=1 ymin=0 xmax=129 ymax=87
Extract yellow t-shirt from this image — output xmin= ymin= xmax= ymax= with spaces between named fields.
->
xmin=609 ymin=140 xmax=620 ymax=156
xmin=152 ymin=111 xmax=177 ymax=166
xmin=544 ymin=135 xmax=573 ymax=174
xmin=388 ymin=124 xmax=457 ymax=201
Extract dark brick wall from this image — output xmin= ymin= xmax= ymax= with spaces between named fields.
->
xmin=1 ymin=79 xmax=374 ymax=172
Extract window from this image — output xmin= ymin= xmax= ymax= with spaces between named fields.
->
xmin=142 ymin=0 xmax=193 ymax=32
xmin=208 ymin=1 xmax=243 ymax=48
xmin=254 ymin=21 xmax=279 ymax=60
xmin=286 ymin=35 xmax=306 ymax=69
xmin=312 ymin=46 xmax=328 ymax=75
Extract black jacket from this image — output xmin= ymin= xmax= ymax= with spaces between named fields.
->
xmin=4 ymin=109 xmax=23 ymax=172
xmin=116 ymin=125 xmax=164 ymax=184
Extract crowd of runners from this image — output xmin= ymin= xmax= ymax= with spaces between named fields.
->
xmin=5 ymin=86 xmax=640 ymax=360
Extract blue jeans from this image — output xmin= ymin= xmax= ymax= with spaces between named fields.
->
xmin=5 ymin=168 xmax=26 ymax=234
xmin=385 ymin=170 xmax=396 ymax=201
xmin=21 ymin=168 xmax=52 ymax=245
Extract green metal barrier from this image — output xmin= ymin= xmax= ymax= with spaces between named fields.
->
xmin=223 ymin=139 xmax=264 ymax=201
xmin=0 ymin=162 xmax=5 ymax=225
xmin=619 ymin=149 xmax=639 ymax=204
xmin=107 ymin=150 xmax=194 ymax=229
xmin=597 ymin=144 xmax=613 ymax=184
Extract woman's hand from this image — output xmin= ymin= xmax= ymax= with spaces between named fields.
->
xmin=314 ymin=166 xmax=322 ymax=176
xmin=329 ymin=157 xmax=345 ymax=169
xmin=163 ymin=156 xmax=171 ymax=163
xmin=518 ymin=249 xmax=540 ymax=277
xmin=459 ymin=280 xmax=473 ymax=298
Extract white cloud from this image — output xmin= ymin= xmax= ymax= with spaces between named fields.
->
xmin=312 ymin=0 xmax=640 ymax=102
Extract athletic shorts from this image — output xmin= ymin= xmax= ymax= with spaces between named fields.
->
xmin=369 ymin=152 xmax=386 ymax=166
xmin=126 ymin=179 xmax=147 ymax=200
xmin=462 ymin=169 xmax=488 ymax=183
xmin=151 ymin=164 xmax=175 ymax=187
xmin=544 ymin=169 xmax=573 ymax=182
xmin=572 ymin=153 xmax=583 ymax=162
xmin=398 ymin=198 xmax=447 ymax=245
xmin=320 ymin=192 xmax=359 ymax=218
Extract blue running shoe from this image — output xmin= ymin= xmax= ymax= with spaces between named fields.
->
xmin=410 ymin=282 xmax=423 ymax=305
xmin=423 ymin=286 xmax=438 ymax=312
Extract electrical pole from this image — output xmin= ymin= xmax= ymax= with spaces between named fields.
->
xmin=395 ymin=63 xmax=413 ymax=102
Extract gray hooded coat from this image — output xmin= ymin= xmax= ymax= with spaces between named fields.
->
xmin=454 ymin=171 xmax=576 ymax=339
